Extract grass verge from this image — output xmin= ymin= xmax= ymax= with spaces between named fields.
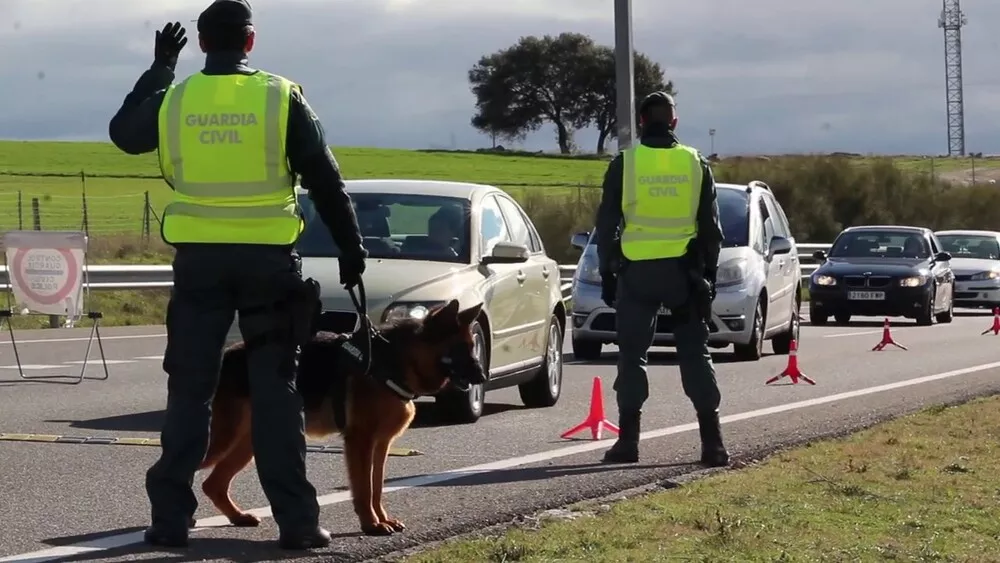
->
xmin=402 ymin=393 xmax=1000 ymax=562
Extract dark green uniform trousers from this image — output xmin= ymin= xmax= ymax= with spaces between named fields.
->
xmin=613 ymin=257 xmax=721 ymax=415
xmin=145 ymin=243 xmax=320 ymax=534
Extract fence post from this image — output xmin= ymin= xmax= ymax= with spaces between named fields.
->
xmin=31 ymin=196 xmax=41 ymax=230
xmin=17 ymin=190 xmax=22 ymax=230
xmin=142 ymin=191 xmax=151 ymax=245
xmin=30 ymin=197 xmax=59 ymax=327
xmin=80 ymin=170 xmax=90 ymax=236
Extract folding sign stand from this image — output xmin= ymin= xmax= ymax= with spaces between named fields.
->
xmin=1 ymin=230 xmax=109 ymax=384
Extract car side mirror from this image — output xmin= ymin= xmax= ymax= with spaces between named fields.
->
xmin=767 ymin=236 xmax=792 ymax=259
xmin=812 ymin=249 xmax=827 ymax=262
xmin=481 ymin=241 xmax=530 ymax=265
xmin=570 ymin=231 xmax=591 ymax=250
xmin=935 ymin=251 xmax=952 ymax=262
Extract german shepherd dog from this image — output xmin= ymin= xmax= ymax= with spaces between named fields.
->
xmin=195 ymin=299 xmax=486 ymax=536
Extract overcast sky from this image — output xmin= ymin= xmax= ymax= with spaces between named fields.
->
xmin=1 ymin=0 xmax=998 ymax=156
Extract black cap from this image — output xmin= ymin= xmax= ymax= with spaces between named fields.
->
xmin=639 ymin=91 xmax=675 ymax=116
xmin=197 ymin=0 xmax=253 ymax=33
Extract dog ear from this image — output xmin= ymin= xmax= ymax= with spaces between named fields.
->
xmin=424 ymin=299 xmax=461 ymax=334
xmin=457 ymin=302 xmax=483 ymax=327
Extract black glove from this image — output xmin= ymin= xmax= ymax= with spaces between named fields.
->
xmin=704 ymin=269 xmax=717 ymax=301
xmin=338 ymin=249 xmax=367 ymax=291
xmin=154 ymin=22 xmax=188 ymax=71
xmin=600 ymin=272 xmax=617 ymax=308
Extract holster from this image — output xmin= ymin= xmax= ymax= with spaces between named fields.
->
xmin=682 ymin=243 xmax=713 ymax=325
xmin=289 ymin=277 xmax=322 ymax=347
xmin=240 ymin=275 xmax=322 ymax=352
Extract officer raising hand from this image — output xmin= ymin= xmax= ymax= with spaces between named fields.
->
xmin=108 ymin=0 xmax=367 ymax=551
xmin=593 ymin=92 xmax=729 ymax=467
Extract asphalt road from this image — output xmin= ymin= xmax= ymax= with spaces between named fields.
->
xmin=2 ymin=309 xmax=1000 ymax=562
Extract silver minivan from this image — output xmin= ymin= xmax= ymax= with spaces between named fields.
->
xmin=568 ymin=181 xmax=802 ymax=362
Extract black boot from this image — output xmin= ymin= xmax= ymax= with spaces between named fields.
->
xmin=143 ymin=526 xmax=188 ymax=548
xmin=278 ymin=526 xmax=332 ymax=550
xmin=697 ymin=410 xmax=729 ymax=467
xmin=602 ymin=410 xmax=641 ymax=463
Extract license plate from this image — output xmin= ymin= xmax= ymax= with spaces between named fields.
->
xmin=657 ymin=306 xmax=671 ymax=315
xmin=848 ymin=291 xmax=885 ymax=301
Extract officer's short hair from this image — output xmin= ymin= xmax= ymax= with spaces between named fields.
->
xmin=639 ymin=91 xmax=676 ymax=125
xmin=200 ymin=24 xmax=253 ymax=52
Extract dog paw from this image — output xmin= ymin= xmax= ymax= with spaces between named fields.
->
xmin=229 ymin=513 xmax=262 ymax=527
xmin=361 ymin=522 xmax=396 ymax=536
xmin=380 ymin=518 xmax=406 ymax=532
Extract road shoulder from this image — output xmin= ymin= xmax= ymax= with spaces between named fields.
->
xmin=394 ymin=392 xmax=1000 ymax=562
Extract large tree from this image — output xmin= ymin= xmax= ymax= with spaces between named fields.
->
xmin=579 ymin=46 xmax=674 ymax=154
xmin=468 ymin=33 xmax=598 ymax=154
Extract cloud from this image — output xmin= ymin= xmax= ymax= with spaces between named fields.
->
xmin=1 ymin=0 xmax=998 ymax=156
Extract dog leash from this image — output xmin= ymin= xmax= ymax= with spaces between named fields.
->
xmin=346 ymin=277 xmax=380 ymax=377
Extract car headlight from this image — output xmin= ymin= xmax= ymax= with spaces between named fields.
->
xmin=899 ymin=275 xmax=928 ymax=287
xmin=812 ymin=274 xmax=836 ymax=286
xmin=575 ymin=247 xmax=602 ymax=285
xmin=382 ymin=302 xmax=446 ymax=323
xmin=716 ymin=258 xmax=749 ymax=288
xmin=970 ymin=270 xmax=1000 ymax=281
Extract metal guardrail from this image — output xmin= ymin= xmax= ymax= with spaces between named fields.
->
xmin=0 ymin=243 xmax=831 ymax=301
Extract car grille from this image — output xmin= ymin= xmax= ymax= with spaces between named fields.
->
xmin=954 ymin=274 xmax=974 ymax=282
xmin=315 ymin=311 xmax=360 ymax=333
xmin=955 ymin=292 xmax=978 ymax=299
xmin=843 ymin=275 xmax=892 ymax=288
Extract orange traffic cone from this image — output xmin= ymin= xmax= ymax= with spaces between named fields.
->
xmin=765 ymin=338 xmax=815 ymax=385
xmin=981 ymin=308 xmax=1000 ymax=336
xmin=560 ymin=376 xmax=620 ymax=440
xmin=872 ymin=317 xmax=907 ymax=351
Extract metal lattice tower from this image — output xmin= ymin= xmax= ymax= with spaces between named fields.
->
xmin=938 ymin=0 xmax=967 ymax=156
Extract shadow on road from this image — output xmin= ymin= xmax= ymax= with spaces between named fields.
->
xmin=409 ymin=401 xmax=525 ymax=429
xmin=45 ymin=410 xmax=165 ymax=433
xmin=44 ymin=526 xmax=359 ymax=562
xmin=404 ymin=461 xmax=694 ymax=488
xmin=566 ymin=350 xmax=756 ymax=366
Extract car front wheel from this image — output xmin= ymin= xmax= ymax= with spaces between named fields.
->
xmin=733 ymin=297 xmax=765 ymax=361
xmin=936 ymin=290 xmax=954 ymax=323
xmin=518 ymin=315 xmax=563 ymax=408
xmin=436 ymin=320 xmax=487 ymax=424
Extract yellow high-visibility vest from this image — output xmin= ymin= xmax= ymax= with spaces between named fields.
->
xmin=157 ymin=71 xmax=304 ymax=245
xmin=620 ymin=144 xmax=703 ymax=260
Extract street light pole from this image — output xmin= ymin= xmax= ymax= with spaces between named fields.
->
xmin=614 ymin=0 xmax=635 ymax=152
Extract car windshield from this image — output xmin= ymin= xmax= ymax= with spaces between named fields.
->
xmin=937 ymin=235 xmax=1000 ymax=260
xmin=717 ymin=188 xmax=750 ymax=247
xmin=828 ymin=230 xmax=929 ymax=259
xmin=294 ymin=191 xmax=472 ymax=263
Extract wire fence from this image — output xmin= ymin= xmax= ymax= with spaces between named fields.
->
xmin=1 ymin=153 xmax=995 ymax=250
xmin=0 ymin=189 xmax=156 ymax=244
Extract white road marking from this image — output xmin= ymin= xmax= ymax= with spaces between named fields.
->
xmin=134 ymin=355 xmax=164 ymax=361
xmin=61 ymin=360 xmax=137 ymax=365
xmin=0 ymin=364 xmax=64 ymax=370
xmin=0 ymin=333 xmax=165 ymax=346
xmin=3 ymin=359 xmax=1000 ymax=562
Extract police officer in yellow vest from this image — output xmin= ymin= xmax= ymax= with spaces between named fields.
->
xmin=594 ymin=92 xmax=729 ymax=466
xmin=108 ymin=0 xmax=366 ymax=550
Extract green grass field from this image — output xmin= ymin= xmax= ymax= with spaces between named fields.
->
xmin=1 ymin=141 xmax=996 ymax=243
xmin=405 ymin=394 xmax=1000 ymax=562
xmin=0 ymin=140 xmax=982 ymax=326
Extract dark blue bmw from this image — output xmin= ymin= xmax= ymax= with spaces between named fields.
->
xmin=808 ymin=225 xmax=955 ymax=326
